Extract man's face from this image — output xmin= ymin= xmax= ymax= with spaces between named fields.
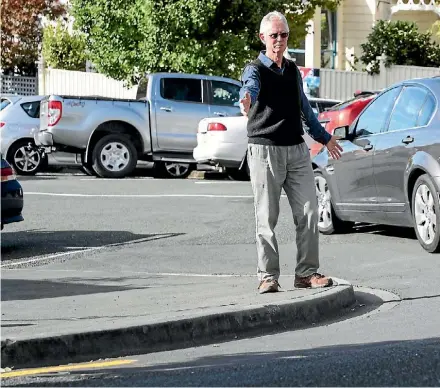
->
xmin=260 ymin=19 xmax=289 ymax=56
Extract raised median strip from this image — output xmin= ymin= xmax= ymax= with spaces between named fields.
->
xmin=1 ymin=279 xmax=355 ymax=370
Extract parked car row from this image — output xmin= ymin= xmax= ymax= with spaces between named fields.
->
xmin=193 ymin=96 xmax=342 ymax=180
xmin=33 ymin=73 xmax=243 ymax=179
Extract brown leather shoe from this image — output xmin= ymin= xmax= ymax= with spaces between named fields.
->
xmin=294 ymin=273 xmax=333 ymax=289
xmin=258 ymin=279 xmax=280 ymax=294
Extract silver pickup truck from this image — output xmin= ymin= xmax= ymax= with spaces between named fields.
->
xmin=35 ymin=72 xmax=241 ymax=178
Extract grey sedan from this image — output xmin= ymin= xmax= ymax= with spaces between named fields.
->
xmin=312 ymin=76 xmax=440 ymax=253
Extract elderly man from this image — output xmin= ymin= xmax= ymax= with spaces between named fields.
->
xmin=240 ymin=11 xmax=343 ymax=294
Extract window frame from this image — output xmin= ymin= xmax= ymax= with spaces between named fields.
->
xmin=208 ymin=80 xmax=241 ymax=107
xmin=384 ymin=85 xmax=435 ymax=133
xmin=159 ymin=77 xmax=206 ymax=105
xmin=353 ymin=86 xmax=402 ymax=138
xmin=20 ymin=100 xmax=41 ymax=119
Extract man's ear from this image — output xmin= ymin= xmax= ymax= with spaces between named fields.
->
xmin=259 ymin=32 xmax=265 ymax=45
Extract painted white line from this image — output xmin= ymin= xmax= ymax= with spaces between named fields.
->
xmin=80 ymin=178 xmax=155 ymax=181
xmin=1 ymin=235 xmax=175 ymax=268
xmin=194 ymin=181 xmax=238 ymax=184
xmin=25 ymin=192 xmax=255 ymax=198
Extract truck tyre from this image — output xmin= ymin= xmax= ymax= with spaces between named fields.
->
xmin=91 ymin=134 xmax=138 ymax=178
xmin=7 ymin=140 xmax=47 ymax=176
xmin=154 ymin=161 xmax=195 ymax=179
xmin=80 ymin=154 xmax=98 ymax=177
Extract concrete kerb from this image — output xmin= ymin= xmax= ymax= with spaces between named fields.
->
xmin=1 ymin=280 xmax=355 ymax=369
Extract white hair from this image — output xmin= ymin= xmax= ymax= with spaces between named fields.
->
xmin=259 ymin=11 xmax=289 ymax=34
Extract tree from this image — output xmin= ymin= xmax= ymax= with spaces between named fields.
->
xmin=360 ymin=20 xmax=440 ymax=74
xmin=1 ymin=0 xmax=65 ymax=75
xmin=42 ymin=21 xmax=87 ymax=71
xmin=71 ymin=0 xmax=341 ymax=85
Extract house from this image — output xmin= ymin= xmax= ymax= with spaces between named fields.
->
xmin=291 ymin=0 xmax=440 ymax=71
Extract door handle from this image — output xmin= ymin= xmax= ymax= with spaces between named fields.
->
xmin=363 ymin=144 xmax=373 ymax=151
xmin=402 ymin=136 xmax=414 ymax=144
xmin=213 ymin=112 xmax=226 ymax=117
xmin=160 ymin=107 xmax=173 ymax=112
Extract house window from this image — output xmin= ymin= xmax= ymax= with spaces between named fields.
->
xmin=321 ymin=9 xmax=337 ymax=69
xmin=289 ymin=8 xmax=337 ymax=69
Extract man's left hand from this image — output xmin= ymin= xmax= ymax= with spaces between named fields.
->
xmin=326 ymin=136 xmax=343 ymax=160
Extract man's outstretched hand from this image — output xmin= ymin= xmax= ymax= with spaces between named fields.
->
xmin=326 ymin=135 xmax=343 ymax=159
xmin=240 ymin=91 xmax=251 ymax=116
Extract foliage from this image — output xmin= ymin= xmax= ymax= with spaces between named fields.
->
xmin=360 ymin=20 xmax=440 ymax=74
xmin=42 ymin=22 xmax=87 ymax=71
xmin=1 ymin=0 xmax=65 ymax=75
xmin=71 ymin=0 xmax=341 ymax=85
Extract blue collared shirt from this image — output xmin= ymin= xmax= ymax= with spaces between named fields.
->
xmin=240 ymin=51 xmax=331 ymax=145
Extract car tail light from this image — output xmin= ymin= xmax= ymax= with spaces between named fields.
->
xmin=0 ymin=122 xmax=5 ymax=128
xmin=48 ymin=100 xmax=62 ymax=126
xmin=207 ymin=123 xmax=227 ymax=131
xmin=1 ymin=166 xmax=16 ymax=182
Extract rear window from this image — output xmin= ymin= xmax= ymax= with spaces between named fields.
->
xmin=21 ymin=101 xmax=40 ymax=118
xmin=326 ymin=94 xmax=376 ymax=112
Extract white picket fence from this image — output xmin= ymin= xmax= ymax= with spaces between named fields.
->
xmin=320 ymin=64 xmax=440 ymax=101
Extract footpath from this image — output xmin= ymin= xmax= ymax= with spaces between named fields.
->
xmin=1 ymin=268 xmax=355 ymax=369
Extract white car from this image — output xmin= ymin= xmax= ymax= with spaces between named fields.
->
xmin=0 ymin=95 xmax=79 ymax=175
xmin=193 ymin=97 xmax=340 ymax=180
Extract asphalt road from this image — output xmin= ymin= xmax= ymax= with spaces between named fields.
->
xmin=2 ymin=173 xmax=440 ymax=386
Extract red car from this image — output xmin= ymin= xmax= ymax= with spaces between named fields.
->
xmin=309 ymin=91 xmax=380 ymax=157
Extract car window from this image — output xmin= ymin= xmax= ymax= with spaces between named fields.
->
xmin=318 ymin=101 xmax=339 ymax=112
xmin=0 ymin=98 xmax=11 ymax=111
xmin=387 ymin=86 xmax=428 ymax=131
xmin=355 ymin=87 xmax=401 ymax=137
xmin=417 ymin=93 xmax=436 ymax=126
xmin=20 ymin=101 xmax=40 ymax=118
xmin=211 ymin=81 xmax=240 ymax=106
xmin=161 ymin=78 xmax=202 ymax=103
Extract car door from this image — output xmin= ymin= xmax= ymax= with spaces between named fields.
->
xmin=333 ymin=86 xmax=402 ymax=216
xmin=373 ymin=85 xmax=436 ymax=215
xmin=154 ymin=76 xmax=210 ymax=152
xmin=208 ymin=80 xmax=241 ymax=118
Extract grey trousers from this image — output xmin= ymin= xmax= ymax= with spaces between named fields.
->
xmin=247 ymin=142 xmax=319 ymax=281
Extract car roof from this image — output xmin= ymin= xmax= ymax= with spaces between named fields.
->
xmin=399 ymin=76 xmax=440 ymax=94
xmin=12 ymin=95 xmax=46 ymax=103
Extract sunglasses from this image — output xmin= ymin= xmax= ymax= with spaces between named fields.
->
xmin=268 ymin=32 xmax=289 ymax=39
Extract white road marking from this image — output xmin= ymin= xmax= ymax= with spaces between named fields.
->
xmin=80 ymin=178 xmax=155 ymax=181
xmin=194 ymin=181 xmax=238 ymax=184
xmin=1 ymin=235 xmax=175 ymax=268
xmin=25 ymin=192 xmax=257 ymax=198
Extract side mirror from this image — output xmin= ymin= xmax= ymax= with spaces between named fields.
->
xmin=333 ymin=125 xmax=349 ymax=139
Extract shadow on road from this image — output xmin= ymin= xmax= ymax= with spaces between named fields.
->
xmin=1 ymin=230 xmax=184 ymax=262
xmin=1 ymin=276 xmax=152 ymax=301
xmin=348 ymin=223 xmax=417 ymax=240
xmin=7 ymin=337 xmax=440 ymax=387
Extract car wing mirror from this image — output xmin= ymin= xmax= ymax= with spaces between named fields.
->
xmin=333 ymin=125 xmax=349 ymax=140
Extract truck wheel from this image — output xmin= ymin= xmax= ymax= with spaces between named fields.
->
xmin=154 ymin=162 xmax=194 ymax=179
xmin=91 ymin=134 xmax=137 ymax=178
xmin=7 ymin=140 xmax=47 ymax=176
xmin=80 ymin=154 xmax=98 ymax=177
